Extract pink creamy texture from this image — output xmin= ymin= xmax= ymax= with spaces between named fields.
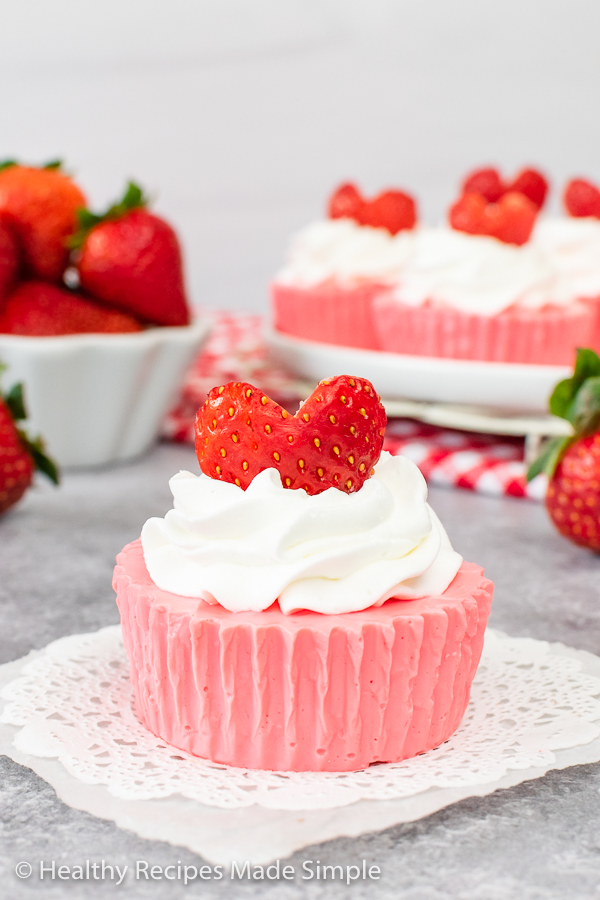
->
xmin=114 ymin=540 xmax=493 ymax=772
xmin=372 ymin=297 xmax=597 ymax=365
xmin=271 ymin=280 xmax=387 ymax=350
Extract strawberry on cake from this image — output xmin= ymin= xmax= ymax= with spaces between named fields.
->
xmin=373 ymin=166 xmax=599 ymax=365
xmin=114 ymin=376 xmax=493 ymax=772
xmin=272 ymin=169 xmax=600 ymax=366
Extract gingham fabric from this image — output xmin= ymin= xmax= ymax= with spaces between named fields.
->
xmin=163 ymin=312 xmax=546 ymax=501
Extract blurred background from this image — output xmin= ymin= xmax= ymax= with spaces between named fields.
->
xmin=1 ymin=0 xmax=599 ymax=313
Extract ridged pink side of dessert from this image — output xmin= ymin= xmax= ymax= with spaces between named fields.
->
xmin=372 ymin=297 xmax=597 ymax=365
xmin=114 ymin=540 xmax=493 ymax=773
xmin=271 ymin=281 xmax=387 ymax=351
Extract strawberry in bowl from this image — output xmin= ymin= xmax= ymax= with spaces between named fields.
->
xmin=71 ymin=182 xmax=190 ymax=328
xmin=0 ymin=167 xmax=208 ymax=467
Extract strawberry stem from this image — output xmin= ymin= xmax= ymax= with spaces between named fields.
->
xmin=3 ymin=382 xmax=26 ymax=420
xmin=68 ymin=180 xmax=148 ymax=250
xmin=527 ymin=347 xmax=600 ymax=481
xmin=17 ymin=430 xmax=60 ymax=485
xmin=0 ymin=158 xmax=63 ymax=172
xmin=526 ymin=435 xmax=574 ymax=481
xmin=0 ymin=369 xmax=60 ymax=485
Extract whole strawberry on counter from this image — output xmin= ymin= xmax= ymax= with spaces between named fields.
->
xmin=71 ymin=182 xmax=190 ymax=327
xmin=0 ymin=369 xmax=59 ymax=514
xmin=0 ymin=160 xmax=86 ymax=282
xmin=528 ymin=348 xmax=600 ymax=551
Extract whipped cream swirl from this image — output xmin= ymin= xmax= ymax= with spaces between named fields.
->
xmin=275 ymin=217 xmax=600 ymax=315
xmin=141 ymin=452 xmax=462 ymax=615
xmin=392 ymin=228 xmax=556 ymax=314
xmin=532 ymin=217 xmax=600 ymax=302
xmin=275 ymin=218 xmax=416 ymax=288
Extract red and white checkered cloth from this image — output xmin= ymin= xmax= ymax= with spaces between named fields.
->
xmin=163 ymin=312 xmax=546 ymax=501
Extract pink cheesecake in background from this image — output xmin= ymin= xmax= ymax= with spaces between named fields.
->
xmin=271 ymin=174 xmax=600 ymax=365
xmin=372 ymin=226 xmax=600 ymax=365
xmin=271 ymin=184 xmax=417 ymax=351
xmin=114 ymin=372 xmax=494 ymax=774
xmin=114 ymin=540 xmax=492 ymax=773
xmin=272 ymin=279 xmax=387 ymax=351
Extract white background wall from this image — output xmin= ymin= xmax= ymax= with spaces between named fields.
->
xmin=1 ymin=0 xmax=599 ymax=312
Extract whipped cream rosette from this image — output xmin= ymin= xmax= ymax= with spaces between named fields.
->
xmin=141 ymin=453 xmax=462 ymax=614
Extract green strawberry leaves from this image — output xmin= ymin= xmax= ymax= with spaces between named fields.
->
xmin=549 ymin=348 xmax=600 ymax=419
xmin=526 ymin=435 xmax=574 ymax=482
xmin=3 ymin=382 xmax=27 ymax=421
xmin=527 ymin=348 xmax=600 ymax=481
xmin=0 ymin=365 xmax=60 ymax=485
xmin=18 ymin=431 xmax=60 ymax=485
xmin=68 ymin=181 xmax=148 ymax=251
xmin=570 ymin=376 xmax=600 ymax=436
xmin=0 ymin=158 xmax=63 ymax=171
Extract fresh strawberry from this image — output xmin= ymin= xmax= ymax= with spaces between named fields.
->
xmin=357 ymin=189 xmax=417 ymax=235
xmin=328 ymin=183 xmax=365 ymax=221
xmin=461 ymin=165 xmax=548 ymax=210
xmin=507 ymin=168 xmax=548 ymax=210
xmin=448 ymin=192 xmax=488 ymax=236
xmin=0 ymin=281 xmax=143 ymax=336
xmin=0 ymin=215 xmax=19 ymax=304
xmin=73 ymin=182 xmax=190 ymax=328
xmin=0 ymin=161 xmax=86 ymax=282
xmin=327 ymin=183 xmax=417 ymax=235
xmin=195 ymin=375 xmax=386 ymax=495
xmin=462 ymin=167 xmax=505 ymax=203
xmin=0 ymin=373 xmax=59 ymax=515
xmin=528 ymin=348 xmax=600 ymax=551
xmin=486 ymin=192 xmax=538 ymax=245
xmin=545 ymin=434 xmax=600 ymax=551
xmin=564 ymin=178 xmax=600 ymax=218
xmin=449 ymin=190 xmax=537 ymax=245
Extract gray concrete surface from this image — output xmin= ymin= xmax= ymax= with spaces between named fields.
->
xmin=1 ymin=442 xmax=600 ymax=899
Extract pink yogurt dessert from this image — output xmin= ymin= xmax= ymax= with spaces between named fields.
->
xmin=373 ymin=226 xmax=599 ymax=365
xmin=114 ymin=445 xmax=493 ymax=772
xmin=271 ymin=217 xmax=415 ymax=351
xmin=271 ymin=192 xmax=600 ymax=364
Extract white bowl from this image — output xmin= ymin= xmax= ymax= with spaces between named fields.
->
xmin=0 ymin=317 xmax=210 ymax=468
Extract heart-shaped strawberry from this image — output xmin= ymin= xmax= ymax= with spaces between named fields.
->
xmin=327 ymin=182 xmax=417 ymax=236
xmin=195 ymin=375 xmax=386 ymax=495
xmin=462 ymin=167 xmax=505 ymax=204
xmin=448 ymin=190 xmax=537 ymax=246
xmin=461 ymin=166 xmax=548 ymax=210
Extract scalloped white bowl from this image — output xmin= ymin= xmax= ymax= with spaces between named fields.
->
xmin=0 ymin=317 xmax=210 ymax=468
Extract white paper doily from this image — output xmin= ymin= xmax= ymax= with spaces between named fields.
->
xmin=1 ymin=626 xmax=600 ymax=864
